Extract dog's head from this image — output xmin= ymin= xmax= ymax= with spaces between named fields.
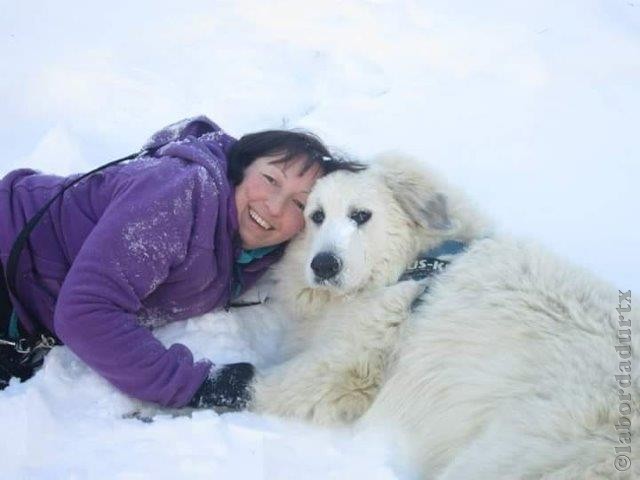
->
xmin=294 ymin=154 xmax=475 ymax=294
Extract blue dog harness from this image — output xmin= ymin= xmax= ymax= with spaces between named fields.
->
xmin=399 ymin=240 xmax=468 ymax=311
xmin=399 ymin=240 xmax=467 ymax=282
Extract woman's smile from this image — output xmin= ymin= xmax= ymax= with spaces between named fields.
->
xmin=248 ymin=208 xmax=274 ymax=230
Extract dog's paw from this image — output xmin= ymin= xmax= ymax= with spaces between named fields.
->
xmin=310 ymin=390 xmax=373 ymax=425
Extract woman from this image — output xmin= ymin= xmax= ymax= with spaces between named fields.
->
xmin=0 ymin=116 xmax=362 ymax=409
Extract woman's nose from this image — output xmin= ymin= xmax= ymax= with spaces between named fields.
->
xmin=266 ymin=194 xmax=286 ymax=217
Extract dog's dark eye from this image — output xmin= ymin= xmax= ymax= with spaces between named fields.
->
xmin=350 ymin=210 xmax=372 ymax=226
xmin=310 ymin=209 xmax=325 ymax=225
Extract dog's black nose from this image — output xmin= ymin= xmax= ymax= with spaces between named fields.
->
xmin=311 ymin=252 xmax=342 ymax=280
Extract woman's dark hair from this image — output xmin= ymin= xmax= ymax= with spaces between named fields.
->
xmin=227 ymin=130 xmax=366 ymax=185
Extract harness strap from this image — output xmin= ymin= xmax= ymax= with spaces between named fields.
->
xmin=399 ymin=240 xmax=467 ymax=281
xmin=4 ymin=151 xmax=143 ymax=349
xmin=1 ymin=261 xmax=45 ymax=386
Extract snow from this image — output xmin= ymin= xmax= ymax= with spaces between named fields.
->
xmin=1 ymin=305 xmax=403 ymax=479
xmin=1 ymin=0 xmax=639 ymax=478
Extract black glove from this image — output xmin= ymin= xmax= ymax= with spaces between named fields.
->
xmin=188 ymin=362 xmax=255 ymax=410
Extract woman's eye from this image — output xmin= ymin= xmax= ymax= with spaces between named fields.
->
xmin=263 ymin=174 xmax=277 ymax=185
xmin=350 ymin=210 xmax=372 ymax=226
xmin=293 ymin=199 xmax=306 ymax=211
xmin=310 ymin=209 xmax=325 ymax=225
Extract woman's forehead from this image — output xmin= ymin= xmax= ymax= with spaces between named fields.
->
xmin=266 ymin=154 xmax=323 ymax=178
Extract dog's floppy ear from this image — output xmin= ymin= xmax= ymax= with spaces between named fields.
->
xmin=375 ymin=154 xmax=452 ymax=230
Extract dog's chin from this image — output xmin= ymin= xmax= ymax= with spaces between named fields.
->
xmin=303 ymin=270 xmax=345 ymax=293
xmin=306 ymin=273 xmax=367 ymax=296
xmin=308 ymin=276 xmax=342 ymax=291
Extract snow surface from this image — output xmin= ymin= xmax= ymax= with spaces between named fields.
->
xmin=1 ymin=0 xmax=639 ymax=478
xmin=1 ymin=303 xmax=402 ymax=479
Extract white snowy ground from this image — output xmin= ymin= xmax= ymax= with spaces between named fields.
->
xmin=1 ymin=298 xmax=402 ymax=480
xmin=1 ymin=0 xmax=639 ymax=478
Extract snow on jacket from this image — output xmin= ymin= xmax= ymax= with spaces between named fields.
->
xmin=0 ymin=116 xmax=282 ymax=407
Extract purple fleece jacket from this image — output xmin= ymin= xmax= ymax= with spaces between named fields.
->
xmin=0 ymin=116 xmax=281 ymax=407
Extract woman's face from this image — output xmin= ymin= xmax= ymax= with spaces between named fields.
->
xmin=235 ymin=154 xmax=323 ymax=249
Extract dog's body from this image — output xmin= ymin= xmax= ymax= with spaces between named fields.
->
xmin=250 ymin=156 xmax=638 ymax=478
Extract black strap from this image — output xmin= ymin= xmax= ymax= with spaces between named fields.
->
xmin=4 ymin=151 xmax=143 ymax=344
xmin=227 ymin=300 xmax=264 ymax=309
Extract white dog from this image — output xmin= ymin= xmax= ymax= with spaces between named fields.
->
xmin=250 ymin=155 xmax=638 ymax=479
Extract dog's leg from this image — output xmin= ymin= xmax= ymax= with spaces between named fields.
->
xmin=250 ymin=346 xmax=378 ymax=425
xmin=251 ymin=280 xmax=426 ymax=426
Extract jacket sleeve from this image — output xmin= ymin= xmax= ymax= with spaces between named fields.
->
xmin=53 ymin=160 xmax=213 ymax=407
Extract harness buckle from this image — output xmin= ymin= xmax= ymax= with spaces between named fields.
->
xmin=0 ymin=335 xmax=56 ymax=355
xmin=36 ymin=334 xmax=57 ymax=350
xmin=1 ymin=337 xmax=32 ymax=354
xmin=15 ymin=338 xmax=31 ymax=354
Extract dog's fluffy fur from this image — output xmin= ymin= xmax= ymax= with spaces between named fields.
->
xmin=250 ymin=155 xmax=638 ymax=479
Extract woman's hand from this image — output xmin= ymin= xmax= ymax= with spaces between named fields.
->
xmin=188 ymin=362 xmax=255 ymax=410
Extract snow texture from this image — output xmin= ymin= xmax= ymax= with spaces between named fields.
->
xmin=1 ymin=0 xmax=638 ymax=478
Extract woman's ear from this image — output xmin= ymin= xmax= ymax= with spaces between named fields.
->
xmin=374 ymin=153 xmax=452 ymax=231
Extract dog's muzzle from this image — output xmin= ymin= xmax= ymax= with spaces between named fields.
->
xmin=311 ymin=251 xmax=342 ymax=281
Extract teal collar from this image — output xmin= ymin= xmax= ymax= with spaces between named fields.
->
xmin=8 ymin=310 xmax=20 ymax=340
xmin=236 ymin=245 xmax=278 ymax=265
